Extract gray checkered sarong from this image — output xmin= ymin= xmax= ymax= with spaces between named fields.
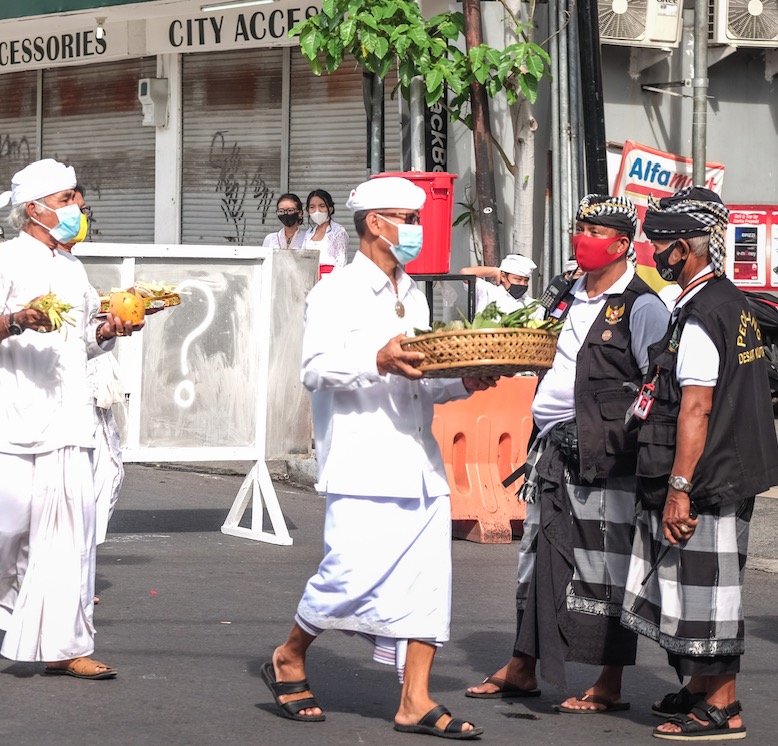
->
xmin=514 ymin=434 xmax=640 ymax=685
xmin=621 ymin=498 xmax=754 ymax=659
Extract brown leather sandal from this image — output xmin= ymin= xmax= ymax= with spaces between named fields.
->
xmin=44 ymin=657 xmax=118 ymax=680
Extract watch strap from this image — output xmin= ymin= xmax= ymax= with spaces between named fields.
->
xmin=8 ymin=312 xmax=23 ymax=335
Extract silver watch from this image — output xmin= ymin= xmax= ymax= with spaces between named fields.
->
xmin=668 ymin=475 xmax=693 ymax=493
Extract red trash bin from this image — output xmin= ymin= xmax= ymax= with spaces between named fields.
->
xmin=372 ymin=171 xmax=458 ymax=274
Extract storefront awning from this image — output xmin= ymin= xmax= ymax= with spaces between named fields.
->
xmin=0 ymin=0 xmax=160 ymax=21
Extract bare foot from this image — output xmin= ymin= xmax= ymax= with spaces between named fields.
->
xmin=466 ymin=658 xmax=538 ymax=696
xmin=271 ymin=645 xmax=323 ymax=719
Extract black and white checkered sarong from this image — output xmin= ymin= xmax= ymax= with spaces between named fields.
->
xmin=518 ymin=436 xmax=639 ymax=618
xmin=621 ymin=498 xmax=754 ymax=658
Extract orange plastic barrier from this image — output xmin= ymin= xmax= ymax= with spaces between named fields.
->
xmin=433 ymin=375 xmax=537 ymax=543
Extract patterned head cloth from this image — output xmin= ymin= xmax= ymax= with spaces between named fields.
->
xmin=642 ymin=186 xmax=729 ymax=276
xmin=575 ymin=194 xmax=638 ymax=265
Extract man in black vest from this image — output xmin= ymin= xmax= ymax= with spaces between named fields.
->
xmin=466 ymin=195 xmax=669 ymax=711
xmin=621 ymin=187 xmax=778 ymax=741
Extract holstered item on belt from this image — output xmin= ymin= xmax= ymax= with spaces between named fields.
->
xmin=548 ymin=421 xmax=580 ymax=475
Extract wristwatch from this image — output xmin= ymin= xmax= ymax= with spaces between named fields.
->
xmin=668 ymin=475 xmax=693 ymax=493
xmin=7 ymin=313 xmax=23 ymax=336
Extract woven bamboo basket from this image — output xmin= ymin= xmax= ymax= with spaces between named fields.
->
xmin=401 ymin=326 xmax=558 ymax=378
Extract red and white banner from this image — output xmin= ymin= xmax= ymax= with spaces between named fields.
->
xmin=612 ymin=140 xmax=725 ymax=288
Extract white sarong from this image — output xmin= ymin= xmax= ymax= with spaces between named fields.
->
xmin=93 ymin=407 xmax=124 ymax=545
xmin=0 ymin=447 xmax=96 ymax=662
xmin=296 ymin=492 xmax=452 ymax=680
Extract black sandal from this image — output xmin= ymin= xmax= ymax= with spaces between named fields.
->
xmin=653 ymin=700 xmax=746 ymax=741
xmin=652 ymin=687 xmax=706 ymax=717
xmin=394 ymin=704 xmax=484 ymax=740
xmin=260 ymin=661 xmax=325 ymax=722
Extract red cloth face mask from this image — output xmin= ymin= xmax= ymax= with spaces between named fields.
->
xmin=573 ymin=233 xmax=625 ymax=272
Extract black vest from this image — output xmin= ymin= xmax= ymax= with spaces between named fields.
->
xmin=636 ymin=276 xmax=778 ymax=510
xmin=552 ymin=274 xmax=656 ymax=481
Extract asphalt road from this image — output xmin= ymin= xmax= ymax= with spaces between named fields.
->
xmin=2 ymin=465 xmax=777 ymax=746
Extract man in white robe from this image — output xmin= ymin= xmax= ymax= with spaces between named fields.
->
xmin=261 ymin=177 xmax=493 ymax=739
xmin=0 ymin=159 xmax=136 ymax=679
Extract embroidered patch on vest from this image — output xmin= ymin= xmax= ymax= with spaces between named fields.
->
xmin=604 ymin=303 xmax=625 ymax=325
xmin=602 ymin=330 xmax=613 ymax=341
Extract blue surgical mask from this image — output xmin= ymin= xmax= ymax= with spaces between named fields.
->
xmin=34 ymin=201 xmax=84 ymax=243
xmin=377 ymin=214 xmax=423 ymax=264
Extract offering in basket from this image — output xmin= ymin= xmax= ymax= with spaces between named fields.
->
xmin=401 ymin=301 xmax=561 ymax=378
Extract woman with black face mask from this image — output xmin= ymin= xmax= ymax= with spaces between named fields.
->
xmin=262 ymin=193 xmax=305 ymax=250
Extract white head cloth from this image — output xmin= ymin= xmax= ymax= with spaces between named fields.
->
xmin=346 ymin=176 xmax=426 ymax=212
xmin=0 ymin=158 xmax=77 ymax=208
xmin=499 ymin=253 xmax=537 ymax=277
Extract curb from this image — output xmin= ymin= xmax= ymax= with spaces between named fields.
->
xmin=132 ymin=458 xmax=318 ymax=491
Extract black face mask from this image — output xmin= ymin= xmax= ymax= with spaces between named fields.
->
xmin=508 ymin=283 xmax=528 ymax=299
xmin=653 ymin=241 xmax=686 ymax=282
xmin=278 ymin=213 xmax=300 ymax=228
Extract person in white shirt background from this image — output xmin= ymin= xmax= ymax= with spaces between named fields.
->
xmin=302 ymin=188 xmax=350 ymax=277
xmin=0 ymin=158 xmax=139 ymax=680
xmin=460 ymin=253 xmax=538 ymax=314
xmin=57 ymin=185 xmax=128 ymax=598
xmin=262 ymin=193 xmax=306 ymax=251
xmin=260 ymin=176 xmax=495 ymax=740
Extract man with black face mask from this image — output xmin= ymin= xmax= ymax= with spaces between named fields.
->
xmin=622 ymin=186 xmax=778 ymax=742
xmin=460 ymin=253 xmax=537 ymax=314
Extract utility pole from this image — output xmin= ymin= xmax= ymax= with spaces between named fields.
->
xmin=576 ymin=0 xmax=608 ymax=193
xmin=692 ymin=0 xmax=708 ymax=184
xmin=463 ymin=0 xmax=501 ymax=266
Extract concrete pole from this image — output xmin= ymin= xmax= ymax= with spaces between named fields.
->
xmin=409 ymin=77 xmax=426 ymax=171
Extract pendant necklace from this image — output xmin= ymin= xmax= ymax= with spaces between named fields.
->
xmin=395 ymin=297 xmax=405 ymax=318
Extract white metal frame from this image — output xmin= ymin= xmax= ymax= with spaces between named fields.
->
xmin=74 ymin=242 xmax=292 ymax=545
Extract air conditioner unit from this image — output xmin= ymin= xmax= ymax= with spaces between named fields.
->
xmin=600 ymin=0 xmax=684 ymax=48
xmin=709 ymin=0 xmax=778 ymax=46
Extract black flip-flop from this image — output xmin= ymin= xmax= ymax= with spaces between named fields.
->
xmin=555 ymin=693 xmax=630 ymax=714
xmin=465 ymin=676 xmax=541 ymax=699
xmin=260 ymin=661 xmax=325 ymax=722
xmin=394 ymin=704 xmax=483 ymax=740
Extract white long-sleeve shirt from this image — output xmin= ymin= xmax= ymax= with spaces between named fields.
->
xmin=0 ymin=232 xmax=106 ymax=453
xmin=302 ymin=251 xmax=469 ymax=498
xmin=302 ymin=220 xmax=350 ymax=267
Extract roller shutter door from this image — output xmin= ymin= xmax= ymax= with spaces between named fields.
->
xmin=180 ymin=48 xmax=283 ymax=246
xmin=0 ymin=71 xmax=38 ymax=238
xmin=288 ymin=54 xmax=402 ymax=255
xmin=41 ymin=57 xmax=156 ymax=243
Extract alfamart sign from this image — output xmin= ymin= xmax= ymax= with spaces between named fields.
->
xmin=0 ymin=1 xmax=321 ymax=71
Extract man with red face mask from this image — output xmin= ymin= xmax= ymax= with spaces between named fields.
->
xmin=466 ymin=194 xmax=668 ymax=712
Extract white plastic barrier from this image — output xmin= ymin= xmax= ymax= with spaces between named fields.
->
xmin=75 ymin=243 xmax=319 ymax=545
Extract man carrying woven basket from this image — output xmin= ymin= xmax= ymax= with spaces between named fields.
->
xmin=260 ymin=176 xmax=495 ymax=740
xmin=466 ymin=194 xmax=669 ymax=712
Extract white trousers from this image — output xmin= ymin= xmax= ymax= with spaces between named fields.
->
xmin=0 ymin=447 xmax=96 ymax=662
